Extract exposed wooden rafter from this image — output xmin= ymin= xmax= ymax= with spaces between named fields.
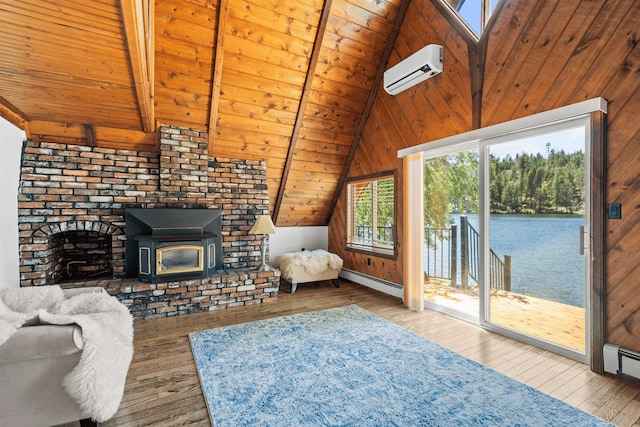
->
xmin=469 ymin=41 xmax=485 ymax=129
xmin=325 ymin=0 xmax=412 ymax=224
xmin=120 ymin=0 xmax=155 ymax=133
xmin=469 ymin=0 xmax=508 ymax=128
xmin=208 ymin=0 xmax=229 ymax=154
xmin=271 ymin=0 xmax=334 ymax=223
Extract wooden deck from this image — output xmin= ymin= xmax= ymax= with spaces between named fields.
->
xmin=425 ymin=280 xmax=586 ymax=351
xmin=81 ymin=279 xmax=640 ymax=427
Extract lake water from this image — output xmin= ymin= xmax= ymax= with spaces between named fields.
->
xmin=426 ymin=214 xmax=586 ymax=308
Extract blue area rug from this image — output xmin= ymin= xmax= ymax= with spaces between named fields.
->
xmin=189 ymin=305 xmax=612 ymax=426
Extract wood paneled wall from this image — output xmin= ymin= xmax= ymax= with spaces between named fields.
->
xmin=330 ymin=0 xmax=640 ymax=354
xmin=329 ymin=0 xmax=473 ymax=284
xmin=481 ymin=0 xmax=640 ymax=353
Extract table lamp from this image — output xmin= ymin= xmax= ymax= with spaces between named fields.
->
xmin=249 ymin=214 xmax=276 ymax=271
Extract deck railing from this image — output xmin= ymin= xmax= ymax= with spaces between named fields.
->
xmin=424 ymin=226 xmax=457 ymax=282
xmin=354 ymin=225 xmax=393 ymax=246
xmin=424 ymin=216 xmax=511 ymax=291
xmin=460 ymin=216 xmax=511 ymax=291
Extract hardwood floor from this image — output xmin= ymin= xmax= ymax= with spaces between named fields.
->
xmin=102 ymin=280 xmax=640 ymax=427
xmin=424 ymin=280 xmax=586 ymax=351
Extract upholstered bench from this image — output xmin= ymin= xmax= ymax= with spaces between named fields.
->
xmin=271 ymin=249 xmax=343 ymax=294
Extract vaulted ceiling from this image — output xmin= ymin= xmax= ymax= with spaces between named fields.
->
xmin=0 ymin=0 xmax=417 ymax=226
xmin=5 ymin=0 xmax=640 ymax=360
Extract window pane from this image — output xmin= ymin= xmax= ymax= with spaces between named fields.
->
xmin=488 ymin=125 xmax=587 ymax=353
xmin=457 ymin=0 xmax=482 ymax=35
xmin=375 ymin=178 xmax=394 ymax=247
xmin=444 ymin=0 xmax=494 ymax=36
xmin=347 ymin=175 xmax=395 ymax=255
xmin=353 ymin=182 xmax=373 ymax=244
xmin=423 ymin=150 xmax=479 ymax=318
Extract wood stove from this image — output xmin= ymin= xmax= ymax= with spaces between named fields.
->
xmin=125 ymin=208 xmax=222 ymax=282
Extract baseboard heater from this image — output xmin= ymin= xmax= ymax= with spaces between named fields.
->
xmin=339 ymin=268 xmax=403 ymax=299
xmin=603 ymin=343 xmax=640 ymax=381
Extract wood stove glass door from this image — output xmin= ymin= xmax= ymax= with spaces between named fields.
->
xmin=157 ymin=244 xmax=204 ymax=275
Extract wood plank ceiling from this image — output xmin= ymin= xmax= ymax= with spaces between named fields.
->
xmin=0 ymin=0 xmax=406 ymax=226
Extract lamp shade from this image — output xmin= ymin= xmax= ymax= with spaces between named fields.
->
xmin=249 ymin=215 xmax=276 ymax=235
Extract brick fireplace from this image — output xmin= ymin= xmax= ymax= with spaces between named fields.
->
xmin=18 ymin=125 xmax=280 ymax=320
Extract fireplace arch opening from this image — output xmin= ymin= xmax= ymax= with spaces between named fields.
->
xmin=50 ymin=230 xmax=113 ymax=283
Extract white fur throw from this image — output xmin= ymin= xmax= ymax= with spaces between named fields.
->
xmin=271 ymin=249 xmax=343 ymax=278
xmin=0 ymin=286 xmax=133 ymax=422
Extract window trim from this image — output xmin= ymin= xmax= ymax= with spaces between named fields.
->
xmin=345 ymin=170 xmax=398 ymax=260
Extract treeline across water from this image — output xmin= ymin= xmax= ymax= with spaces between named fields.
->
xmin=423 ymin=147 xmax=585 ymax=229
xmin=490 ymin=148 xmax=584 ymax=214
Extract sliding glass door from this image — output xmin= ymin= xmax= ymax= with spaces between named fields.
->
xmin=482 ymin=119 xmax=589 ymax=356
xmin=421 ymin=117 xmax=591 ymax=361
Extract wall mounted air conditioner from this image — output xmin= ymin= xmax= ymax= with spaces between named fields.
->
xmin=383 ymin=44 xmax=443 ymax=95
xmin=603 ymin=343 xmax=640 ymax=381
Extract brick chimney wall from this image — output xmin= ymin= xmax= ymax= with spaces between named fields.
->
xmin=17 ymin=124 xmax=280 ymax=319
xmin=159 ymin=126 xmax=209 ymax=200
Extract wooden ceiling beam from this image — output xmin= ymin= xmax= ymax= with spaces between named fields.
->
xmin=120 ymin=0 xmax=154 ymax=133
xmin=0 ymin=96 xmax=30 ymax=137
xmin=325 ymin=0 xmax=412 ymax=224
xmin=432 ymin=0 xmax=508 ymax=130
xmin=208 ymin=0 xmax=229 ymax=154
xmin=471 ymin=0 xmax=508 ymax=129
xmin=271 ymin=0 xmax=334 ymax=224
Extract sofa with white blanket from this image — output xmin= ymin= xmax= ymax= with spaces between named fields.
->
xmin=271 ymin=249 xmax=343 ymax=294
xmin=0 ymin=285 xmax=134 ymax=427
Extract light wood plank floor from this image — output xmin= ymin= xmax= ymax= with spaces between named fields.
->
xmin=424 ymin=280 xmax=586 ymax=351
xmin=101 ymin=280 xmax=640 ymax=427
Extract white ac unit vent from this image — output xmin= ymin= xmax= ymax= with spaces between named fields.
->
xmin=603 ymin=343 xmax=640 ymax=381
xmin=383 ymin=44 xmax=443 ymax=95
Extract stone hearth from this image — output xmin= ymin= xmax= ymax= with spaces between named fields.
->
xmin=18 ymin=124 xmax=280 ymax=320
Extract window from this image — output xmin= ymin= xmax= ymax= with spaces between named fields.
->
xmin=346 ymin=172 xmax=396 ymax=257
xmin=443 ymin=0 xmax=496 ymax=37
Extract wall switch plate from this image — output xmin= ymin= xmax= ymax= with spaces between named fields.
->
xmin=608 ymin=203 xmax=622 ymax=219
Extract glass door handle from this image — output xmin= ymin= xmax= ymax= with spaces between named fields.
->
xmin=579 ymin=225 xmax=585 ymax=256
